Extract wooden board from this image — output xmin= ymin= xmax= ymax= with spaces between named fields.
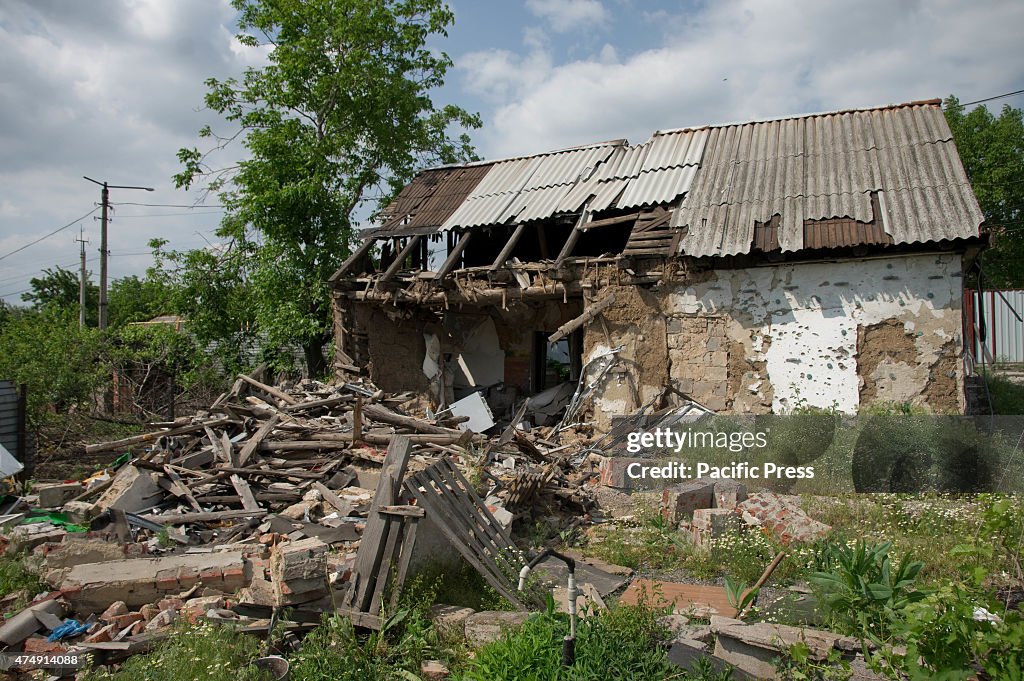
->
xmin=618 ymin=579 xmax=740 ymax=618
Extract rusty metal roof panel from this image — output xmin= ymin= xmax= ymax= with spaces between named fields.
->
xmin=674 ymin=102 xmax=982 ymax=257
xmin=405 ymin=164 xmax=491 ymax=230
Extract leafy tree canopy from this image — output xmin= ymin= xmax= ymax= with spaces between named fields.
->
xmin=175 ymin=0 xmax=480 ymax=376
xmin=21 ymin=266 xmax=98 ymax=325
xmin=944 ymin=95 xmax=1024 ymax=287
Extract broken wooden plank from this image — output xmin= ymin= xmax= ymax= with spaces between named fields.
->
xmin=329 ymin=237 xmax=377 ymax=282
xmin=237 ymin=414 xmax=281 ymax=467
xmin=343 ymin=435 xmax=413 ymax=613
xmin=378 ymin=505 xmax=425 ymax=518
xmin=489 ymin=224 xmax=526 ymax=272
xmin=161 ymin=465 xmax=203 ymax=512
xmin=215 ymin=466 xmax=325 ymax=480
xmin=548 ymin=293 xmax=616 ymax=344
xmin=361 ymin=403 xmax=458 ymax=435
xmin=579 ymin=211 xmax=640 ymax=231
xmin=282 ymin=394 xmax=350 ymax=413
xmin=230 ymin=474 xmax=261 ymax=512
xmin=378 ymin=234 xmax=423 ymax=283
xmin=141 ymin=509 xmax=268 ymax=525
xmin=238 ymin=374 xmax=298 ymax=406
xmin=84 ymin=416 xmax=229 ymax=455
xmin=432 ymin=230 xmax=473 ymax=280
xmin=313 ymin=482 xmax=353 ymax=516
xmin=313 ymin=431 xmax=474 ymax=446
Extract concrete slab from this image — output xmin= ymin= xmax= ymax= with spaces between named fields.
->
xmin=56 ymin=551 xmax=249 ymax=612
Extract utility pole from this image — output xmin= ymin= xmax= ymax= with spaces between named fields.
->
xmin=75 ymin=228 xmax=88 ymax=328
xmin=83 ymin=176 xmax=154 ymax=329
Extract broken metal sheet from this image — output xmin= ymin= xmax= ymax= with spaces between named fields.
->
xmin=675 ymin=102 xmax=983 ymax=256
xmin=449 ymin=392 xmax=495 ymax=433
xmin=0 ymin=442 xmax=23 ymax=478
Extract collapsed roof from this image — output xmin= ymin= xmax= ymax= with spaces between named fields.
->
xmin=359 ymin=99 xmax=983 ymax=261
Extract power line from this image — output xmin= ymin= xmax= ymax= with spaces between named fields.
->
xmin=950 ymin=89 xmax=1024 ymax=108
xmin=0 ymin=207 xmax=99 ymax=262
xmin=109 ymin=202 xmax=225 ymax=209
xmin=111 ymin=211 xmax=223 ymax=219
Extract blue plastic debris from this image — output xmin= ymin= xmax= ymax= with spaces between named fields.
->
xmin=47 ymin=619 xmax=89 ymax=642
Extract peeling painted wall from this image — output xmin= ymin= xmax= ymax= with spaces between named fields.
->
xmin=586 ymin=253 xmax=965 ymax=420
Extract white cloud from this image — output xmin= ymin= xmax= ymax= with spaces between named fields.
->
xmin=524 ymin=0 xmax=609 ymax=33
xmin=461 ymin=0 xmax=1024 ymax=158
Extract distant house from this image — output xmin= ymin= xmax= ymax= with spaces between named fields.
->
xmin=330 ymin=99 xmax=984 ymax=427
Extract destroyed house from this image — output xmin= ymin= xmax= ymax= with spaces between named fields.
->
xmin=330 ymin=100 xmax=985 ymax=428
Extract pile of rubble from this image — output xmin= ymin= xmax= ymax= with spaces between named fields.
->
xmin=0 ymin=369 xmax=843 ymax=678
xmin=0 ymin=370 xmax=604 ymax=675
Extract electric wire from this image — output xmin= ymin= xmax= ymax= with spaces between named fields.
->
xmin=0 ymin=207 xmax=99 ymax=262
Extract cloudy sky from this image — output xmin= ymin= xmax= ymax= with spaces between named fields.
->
xmin=1 ymin=0 xmax=1022 ymax=304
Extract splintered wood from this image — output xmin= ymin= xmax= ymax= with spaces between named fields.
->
xmin=406 ymin=457 xmax=539 ymax=610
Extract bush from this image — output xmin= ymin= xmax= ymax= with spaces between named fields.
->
xmin=289 ymin=607 xmax=444 ymax=681
xmin=459 ymin=601 xmax=693 ymax=681
xmin=0 ymin=553 xmax=44 ymax=613
xmin=809 ymin=540 xmax=927 ymax=640
xmin=0 ymin=307 xmax=106 ymax=428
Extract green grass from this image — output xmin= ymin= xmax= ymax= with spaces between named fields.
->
xmin=802 ymin=493 xmax=1023 ymax=588
xmin=0 ymin=553 xmax=45 ymax=613
xmin=85 ymin=620 xmax=264 ymax=681
xmin=459 ymin=600 xmax=729 ymax=681
xmin=986 ymin=372 xmax=1024 ymax=414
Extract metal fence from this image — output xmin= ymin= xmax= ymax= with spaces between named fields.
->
xmin=965 ymin=289 xmax=1024 ymax=366
xmin=0 ymin=380 xmax=30 ymax=474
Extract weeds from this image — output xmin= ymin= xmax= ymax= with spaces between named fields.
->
xmin=808 ymin=540 xmax=927 ymax=640
xmin=985 ymin=372 xmax=1024 ymax=414
xmin=85 ymin=620 xmax=264 ymax=681
xmin=459 ymin=600 xmax=699 ymax=681
xmin=0 ymin=553 xmax=44 ymax=613
xmin=289 ymin=608 xmax=440 ymax=681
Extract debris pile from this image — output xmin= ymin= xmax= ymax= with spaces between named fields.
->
xmin=0 ymin=369 xmax=603 ymax=675
xmin=0 ymin=369 xmax=840 ymax=677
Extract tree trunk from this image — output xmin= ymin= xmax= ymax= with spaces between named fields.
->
xmin=303 ymin=337 xmax=328 ymax=379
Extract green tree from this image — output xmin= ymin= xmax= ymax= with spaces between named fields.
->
xmin=21 ymin=266 xmax=98 ymax=324
xmin=0 ymin=307 xmax=106 ymax=427
xmin=175 ymin=0 xmax=480 ymax=376
xmin=150 ymin=239 xmax=259 ymax=375
xmin=944 ymin=95 xmax=1024 ymax=287
xmin=108 ymin=272 xmax=178 ymax=329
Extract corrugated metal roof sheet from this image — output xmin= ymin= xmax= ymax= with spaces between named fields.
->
xmin=675 ymin=102 xmax=983 ymax=257
xmin=366 ymin=100 xmax=982 ymax=259
xmin=618 ymin=165 xmax=699 ymax=209
xmin=642 ymin=128 xmax=709 ymax=171
xmin=441 ymin=142 xmax=620 ymax=228
xmin=404 ymin=165 xmax=491 ymax=231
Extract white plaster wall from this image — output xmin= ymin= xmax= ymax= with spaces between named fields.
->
xmin=660 ymin=253 xmax=963 ymax=413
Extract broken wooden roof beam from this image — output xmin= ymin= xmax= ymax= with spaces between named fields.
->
xmin=431 ymin=230 xmax=473 ymax=281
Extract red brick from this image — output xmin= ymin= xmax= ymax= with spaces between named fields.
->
xmin=111 ymin=612 xmax=145 ymax=629
xmin=23 ymin=637 xmax=66 ymax=654
xmin=156 ymin=577 xmax=178 ymax=590
xmin=84 ymin=623 xmax=116 ymax=644
xmin=199 ymin=567 xmax=222 ymax=582
xmin=100 ymin=600 xmax=129 ymax=622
